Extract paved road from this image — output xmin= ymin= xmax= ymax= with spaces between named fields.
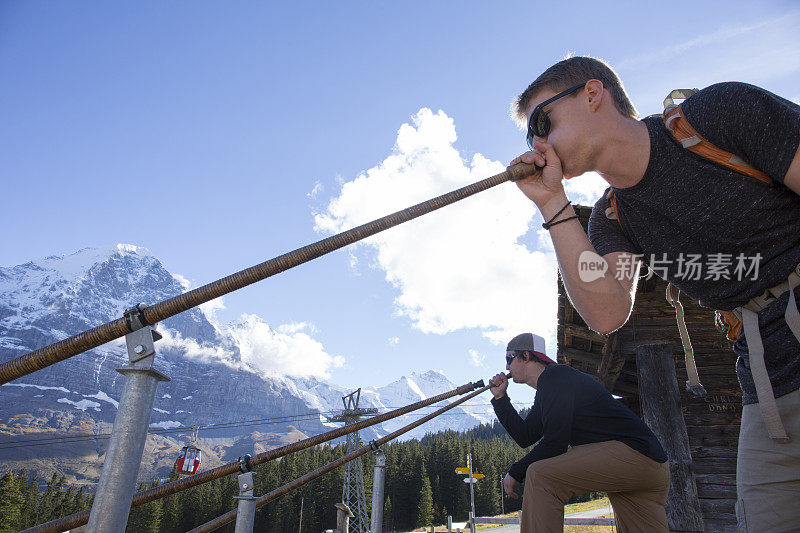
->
xmin=400 ymin=504 xmax=615 ymax=532
xmin=565 ymin=504 xmax=613 ymax=518
xmin=444 ymin=504 xmax=614 ymax=532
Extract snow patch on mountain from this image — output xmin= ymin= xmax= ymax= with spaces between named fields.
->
xmin=150 ymin=421 xmax=181 ymax=430
xmin=58 ymin=397 xmax=101 ymax=412
xmin=84 ymin=390 xmax=119 ymax=408
xmin=3 ymin=383 xmax=71 ymax=393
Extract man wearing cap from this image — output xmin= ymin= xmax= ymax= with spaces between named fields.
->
xmin=490 ymin=332 xmax=670 ymax=532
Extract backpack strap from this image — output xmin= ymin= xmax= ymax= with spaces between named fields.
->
xmin=604 ymin=188 xmax=621 ymax=223
xmin=665 ymin=284 xmax=707 ymax=397
xmin=662 ymin=103 xmax=772 ymax=185
xmin=715 ymin=309 xmax=743 ymax=342
xmin=663 ymin=88 xmax=699 ymax=109
xmin=741 ymin=306 xmax=791 ymax=442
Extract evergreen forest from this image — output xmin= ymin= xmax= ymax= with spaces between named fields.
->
xmin=0 ymin=416 xmax=598 ymax=532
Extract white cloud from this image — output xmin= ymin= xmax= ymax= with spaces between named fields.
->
xmin=277 ymin=322 xmax=314 ymax=335
xmin=468 ymin=349 xmax=485 ymax=367
xmin=308 ymin=181 xmax=323 ymax=199
xmin=564 ymin=171 xmax=608 ymax=207
xmin=348 ymin=251 xmax=360 ymax=273
xmin=158 ymin=328 xmax=234 ymax=366
xmin=388 ymin=336 xmax=399 ymax=347
xmin=198 ymin=296 xmax=226 ymax=321
xmin=173 ymin=273 xmax=191 ymax=290
xmin=159 ymin=315 xmax=343 ymax=380
xmin=226 ymin=315 xmax=344 ymax=379
xmin=315 ymin=108 xmax=559 ymax=347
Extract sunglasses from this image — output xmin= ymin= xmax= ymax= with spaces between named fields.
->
xmin=526 ymin=83 xmax=586 ymax=150
xmin=505 ymin=352 xmax=518 ymax=365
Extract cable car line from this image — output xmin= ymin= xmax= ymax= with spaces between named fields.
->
xmin=1 ymin=399 xmax=531 ymax=450
xmin=23 ymin=379 xmax=485 ymax=533
xmin=0 ymin=412 xmax=334 ymax=450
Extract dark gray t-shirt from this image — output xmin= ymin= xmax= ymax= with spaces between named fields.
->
xmin=588 ymin=82 xmax=800 ymax=404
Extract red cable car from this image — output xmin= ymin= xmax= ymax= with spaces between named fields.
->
xmin=175 ymin=427 xmax=202 ymax=475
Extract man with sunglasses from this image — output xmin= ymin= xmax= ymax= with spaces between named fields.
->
xmin=508 ymin=56 xmax=800 ymax=532
xmin=490 ymin=332 xmax=669 ymax=532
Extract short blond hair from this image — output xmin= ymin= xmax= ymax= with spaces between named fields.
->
xmin=512 ymin=55 xmax=638 ymax=127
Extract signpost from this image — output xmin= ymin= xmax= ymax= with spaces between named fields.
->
xmin=456 ymin=455 xmax=483 ymax=533
xmin=467 ymin=454 xmax=476 ymax=533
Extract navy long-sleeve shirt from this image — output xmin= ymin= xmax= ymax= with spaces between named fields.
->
xmin=492 ymin=364 xmax=667 ymax=482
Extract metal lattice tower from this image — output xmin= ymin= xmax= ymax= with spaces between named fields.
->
xmin=326 ymin=388 xmax=378 ymax=533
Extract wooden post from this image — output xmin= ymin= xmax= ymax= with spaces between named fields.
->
xmin=597 ymin=332 xmax=626 ymax=391
xmin=335 ymin=503 xmax=354 ymax=533
xmin=636 ymin=343 xmax=704 ymax=532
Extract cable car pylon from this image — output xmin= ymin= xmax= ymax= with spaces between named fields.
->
xmin=326 ymin=389 xmax=378 ymax=533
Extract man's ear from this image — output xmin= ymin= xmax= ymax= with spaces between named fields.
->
xmin=585 ymin=79 xmax=604 ymax=111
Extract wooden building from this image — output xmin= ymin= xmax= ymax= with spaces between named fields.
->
xmin=558 ymin=206 xmax=740 ymax=532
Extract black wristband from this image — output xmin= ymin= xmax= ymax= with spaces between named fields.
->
xmin=542 ymin=201 xmax=572 ymax=229
xmin=544 ymin=214 xmax=579 ymax=229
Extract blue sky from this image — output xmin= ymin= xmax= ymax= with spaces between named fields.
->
xmin=2 ymin=1 xmax=799 ymax=390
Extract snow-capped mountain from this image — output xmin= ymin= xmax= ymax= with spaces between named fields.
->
xmin=0 ymin=245 xmax=492 ymax=482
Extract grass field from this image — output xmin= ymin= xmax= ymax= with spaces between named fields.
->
xmin=414 ymin=495 xmax=615 ymax=532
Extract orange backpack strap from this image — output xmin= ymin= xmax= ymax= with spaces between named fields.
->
xmin=663 ymin=103 xmax=772 ymax=185
xmin=604 ymin=188 xmax=622 ymax=227
xmin=715 ymin=309 xmax=743 ymax=342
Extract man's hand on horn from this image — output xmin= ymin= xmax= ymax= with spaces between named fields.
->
xmin=509 ymin=141 xmax=566 ymax=209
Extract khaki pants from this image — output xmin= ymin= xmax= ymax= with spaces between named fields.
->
xmin=737 ymin=387 xmax=800 ymax=533
xmin=520 ymin=440 xmax=669 ymax=533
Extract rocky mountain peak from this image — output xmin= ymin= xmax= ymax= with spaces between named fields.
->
xmin=0 ymin=244 xmax=492 ymax=485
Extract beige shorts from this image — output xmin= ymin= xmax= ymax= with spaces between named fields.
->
xmin=737 ymin=387 xmax=800 ymax=532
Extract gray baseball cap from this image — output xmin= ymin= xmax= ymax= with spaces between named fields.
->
xmin=506 ymin=333 xmax=556 ymax=365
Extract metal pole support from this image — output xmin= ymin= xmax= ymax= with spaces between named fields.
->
xmin=499 ymin=474 xmax=504 ymax=515
xmin=234 ymin=470 xmax=257 ymax=533
xmin=370 ymin=444 xmax=386 ymax=533
xmin=87 ymin=305 xmax=170 ymax=532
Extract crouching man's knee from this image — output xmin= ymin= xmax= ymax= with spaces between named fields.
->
xmin=526 ymin=460 xmax=570 ymax=503
xmin=526 ymin=459 xmax=556 ymax=480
